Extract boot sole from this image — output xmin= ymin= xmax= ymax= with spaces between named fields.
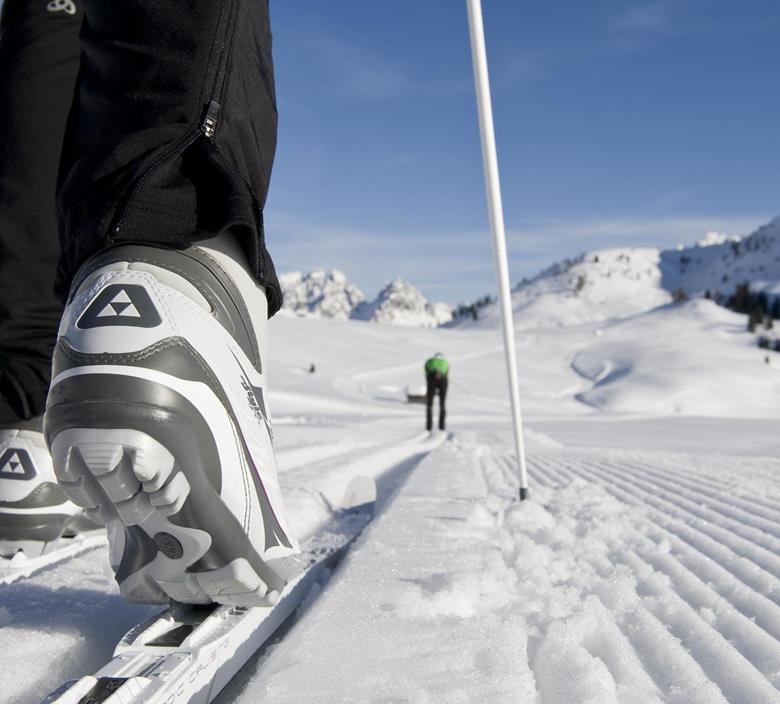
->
xmin=46 ymin=374 xmax=296 ymax=606
xmin=49 ymin=427 xmax=282 ymax=606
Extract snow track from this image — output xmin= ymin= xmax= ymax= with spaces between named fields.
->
xmin=530 ymin=447 xmax=780 ymax=703
xmin=231 ymin=436 xmax=780 ymax=703
xmin=0 ymin=426 xmax=441 ymax=704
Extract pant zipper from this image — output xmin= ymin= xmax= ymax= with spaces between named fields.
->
xmin=111 ymin=0 xmax=238 ymax=237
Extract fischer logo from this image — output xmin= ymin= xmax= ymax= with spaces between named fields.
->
xmin=77 ymin=284 xmax=161 ymax=329
xmin=0 ymin=448 xmax=36 ymax=480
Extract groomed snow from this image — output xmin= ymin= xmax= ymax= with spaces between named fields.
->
xmin=230 ymin=438 xmax=780 ymax=703
xmin=1 ymin=281 xmax=779 ymax=703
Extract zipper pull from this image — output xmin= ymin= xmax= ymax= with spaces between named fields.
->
xmin=202 ymin=100 xmax=220 ymax=140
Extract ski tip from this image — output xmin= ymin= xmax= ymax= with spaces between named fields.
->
xmin=341 ymin=476 xmax=377 ymax=513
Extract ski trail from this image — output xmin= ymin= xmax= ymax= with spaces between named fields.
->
xmin=615 ymin=547 xmax=780 ymax=703
xmin=524 ymin=447 xmax=780 ymax=702
xmin=280 ymin=428 xmax=446 ymax=543
xmin=619 ymin=455 xmax=780 ymax=527
xmin=229 ymin=437 xmax=538 ymax=703
xmin=568 ymin=454 xmax=780 ymax=602
xmin=238 ymin=437 xmax=780 ymax=703
xmin=6 ymin=430 xmax=778 ymax=703
xmin=595 ymin=456 xmax=780 ymax=551
xmin=0 ymin=426 xmax=444 ymax=705
xmin=626 ymin=532 xmax=780 ymax=686
xmin=276 ymin=441 xmax=361 ymax=472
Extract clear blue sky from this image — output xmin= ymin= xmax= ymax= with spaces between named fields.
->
xmin=265 ymin=0 xmax=780 ymax=304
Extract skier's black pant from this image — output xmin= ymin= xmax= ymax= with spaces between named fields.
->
xmin=0 ymin=0 xmax=282 ymax=425
xmin=425 ymin=374 xmax=448 ymax=431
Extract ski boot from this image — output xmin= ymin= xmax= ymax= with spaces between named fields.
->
xmin=0 ymin=417 xmax=95 ymax=559
xmin=45 ymin=234 xmax=301 ymax=606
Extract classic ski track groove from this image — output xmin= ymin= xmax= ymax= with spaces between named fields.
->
xmin=4 ymin=437 xmax=779 ymax=703
xmin=570 ymin=455 xmax=780 ymax=590
xmin=526 ymin=447 xmax=780 ymax=702
xmin=575 ymin=462 xmax=780 ymax=615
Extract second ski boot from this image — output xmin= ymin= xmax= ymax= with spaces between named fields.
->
xmin=0 ymin=418 xmax=94 ymax=559
xmin=45 ymin=234 xmax=301 ymax=605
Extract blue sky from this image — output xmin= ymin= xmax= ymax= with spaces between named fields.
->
xmin=265 ymin=1 xmax=780 ymax=304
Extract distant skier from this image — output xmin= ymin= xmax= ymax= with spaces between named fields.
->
xmin=424 ymin=353 xmax=449 ymax=431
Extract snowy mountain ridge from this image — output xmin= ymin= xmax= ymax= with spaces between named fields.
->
xmin=351 ymin=278 xmax=453 ymax=327
xmin=466 ymin=215 xmax=780 ymax=329
xmin=279 ymin=216 xmax=780 ymax=330
xmin=661 ymin=215 xmax=780 ymax=299
xmin=694 ymin=230 xmax=741 ymax=248
xmin=280 ymin=269 xmax=453 ymax=327
xmin=278 ymin=268 xmax=366 ymax=320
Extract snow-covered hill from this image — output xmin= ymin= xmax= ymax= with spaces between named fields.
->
xmin=464 ymin=247 xmax=671 ymax=330
xmin=352 ymin=278 xmax=453 ymax=327
xmin=463 ymin=216 xmax=780 ymax=330
xmin=661 ymin=215 xmax=780 ymax=299
xmin=278 ymin=268 xmax=365 ymax=319
xmin=570 ymin=298 xmax=778 ymax=416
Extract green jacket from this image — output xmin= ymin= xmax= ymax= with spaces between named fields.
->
xmin=425 ymin=357 xmax=450 ymax=376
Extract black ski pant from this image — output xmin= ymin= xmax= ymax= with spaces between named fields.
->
xmin=425 ymin=374 xmax=448 ymax=431
xmin=0 ymin=0 xmax=282 ymax=426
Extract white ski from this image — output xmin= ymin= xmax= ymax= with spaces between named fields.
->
xmin=0 ymin=532 xmax=106 ymax=586
xmin=45 ymin=476 xmax=377 ymax=705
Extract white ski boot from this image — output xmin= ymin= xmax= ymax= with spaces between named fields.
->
xmin=45 ymin=234 xmax=301 ymax=606
xmin=0 ymin=418 xmax=92 ymax=559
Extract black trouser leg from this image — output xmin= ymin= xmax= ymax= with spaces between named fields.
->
xmin=425 ymin=375 xmax=435 ymax=431
xmin=438 ymin=378 xmax=448 ymax=431
xmin=56 ymin=0 xmax=283 ymax=313
xmin=0 ymin=0 xmax=82 ymax=425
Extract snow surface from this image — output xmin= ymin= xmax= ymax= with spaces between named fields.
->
xmin=1 ymin=244 xmax=780 ymax=702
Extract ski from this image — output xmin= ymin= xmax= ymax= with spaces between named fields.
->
xmin=44 ymin=476 xmax=377 ymax=704
xmin=0 ymin=532 xmax=106 ymax=586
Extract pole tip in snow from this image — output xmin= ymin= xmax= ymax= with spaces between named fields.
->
xmin=519 ymin=487 xmax=528 ymax=501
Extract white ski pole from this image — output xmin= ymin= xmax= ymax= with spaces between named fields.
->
xmin=466 ymin=0 xmax=529 ymax=500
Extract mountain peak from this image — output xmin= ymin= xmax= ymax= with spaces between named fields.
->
xmin=279 ymin=268 xmax=365 ymax=320
xmin=353 ymin=278 xmax=453 ymax=327
xmin=279 ymin=270 xmax=453 ymax=327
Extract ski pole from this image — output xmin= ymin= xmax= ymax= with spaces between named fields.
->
xmin=465 ymin=0 xmax=529 ymax=500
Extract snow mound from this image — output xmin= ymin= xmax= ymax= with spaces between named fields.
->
xmin=279 ymin=268 xmax=365 ymax=319
xmin=352 ymin=278 xmax=453 ymax=327
xmin=572 ymin=298 xmax=780 ymax=416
